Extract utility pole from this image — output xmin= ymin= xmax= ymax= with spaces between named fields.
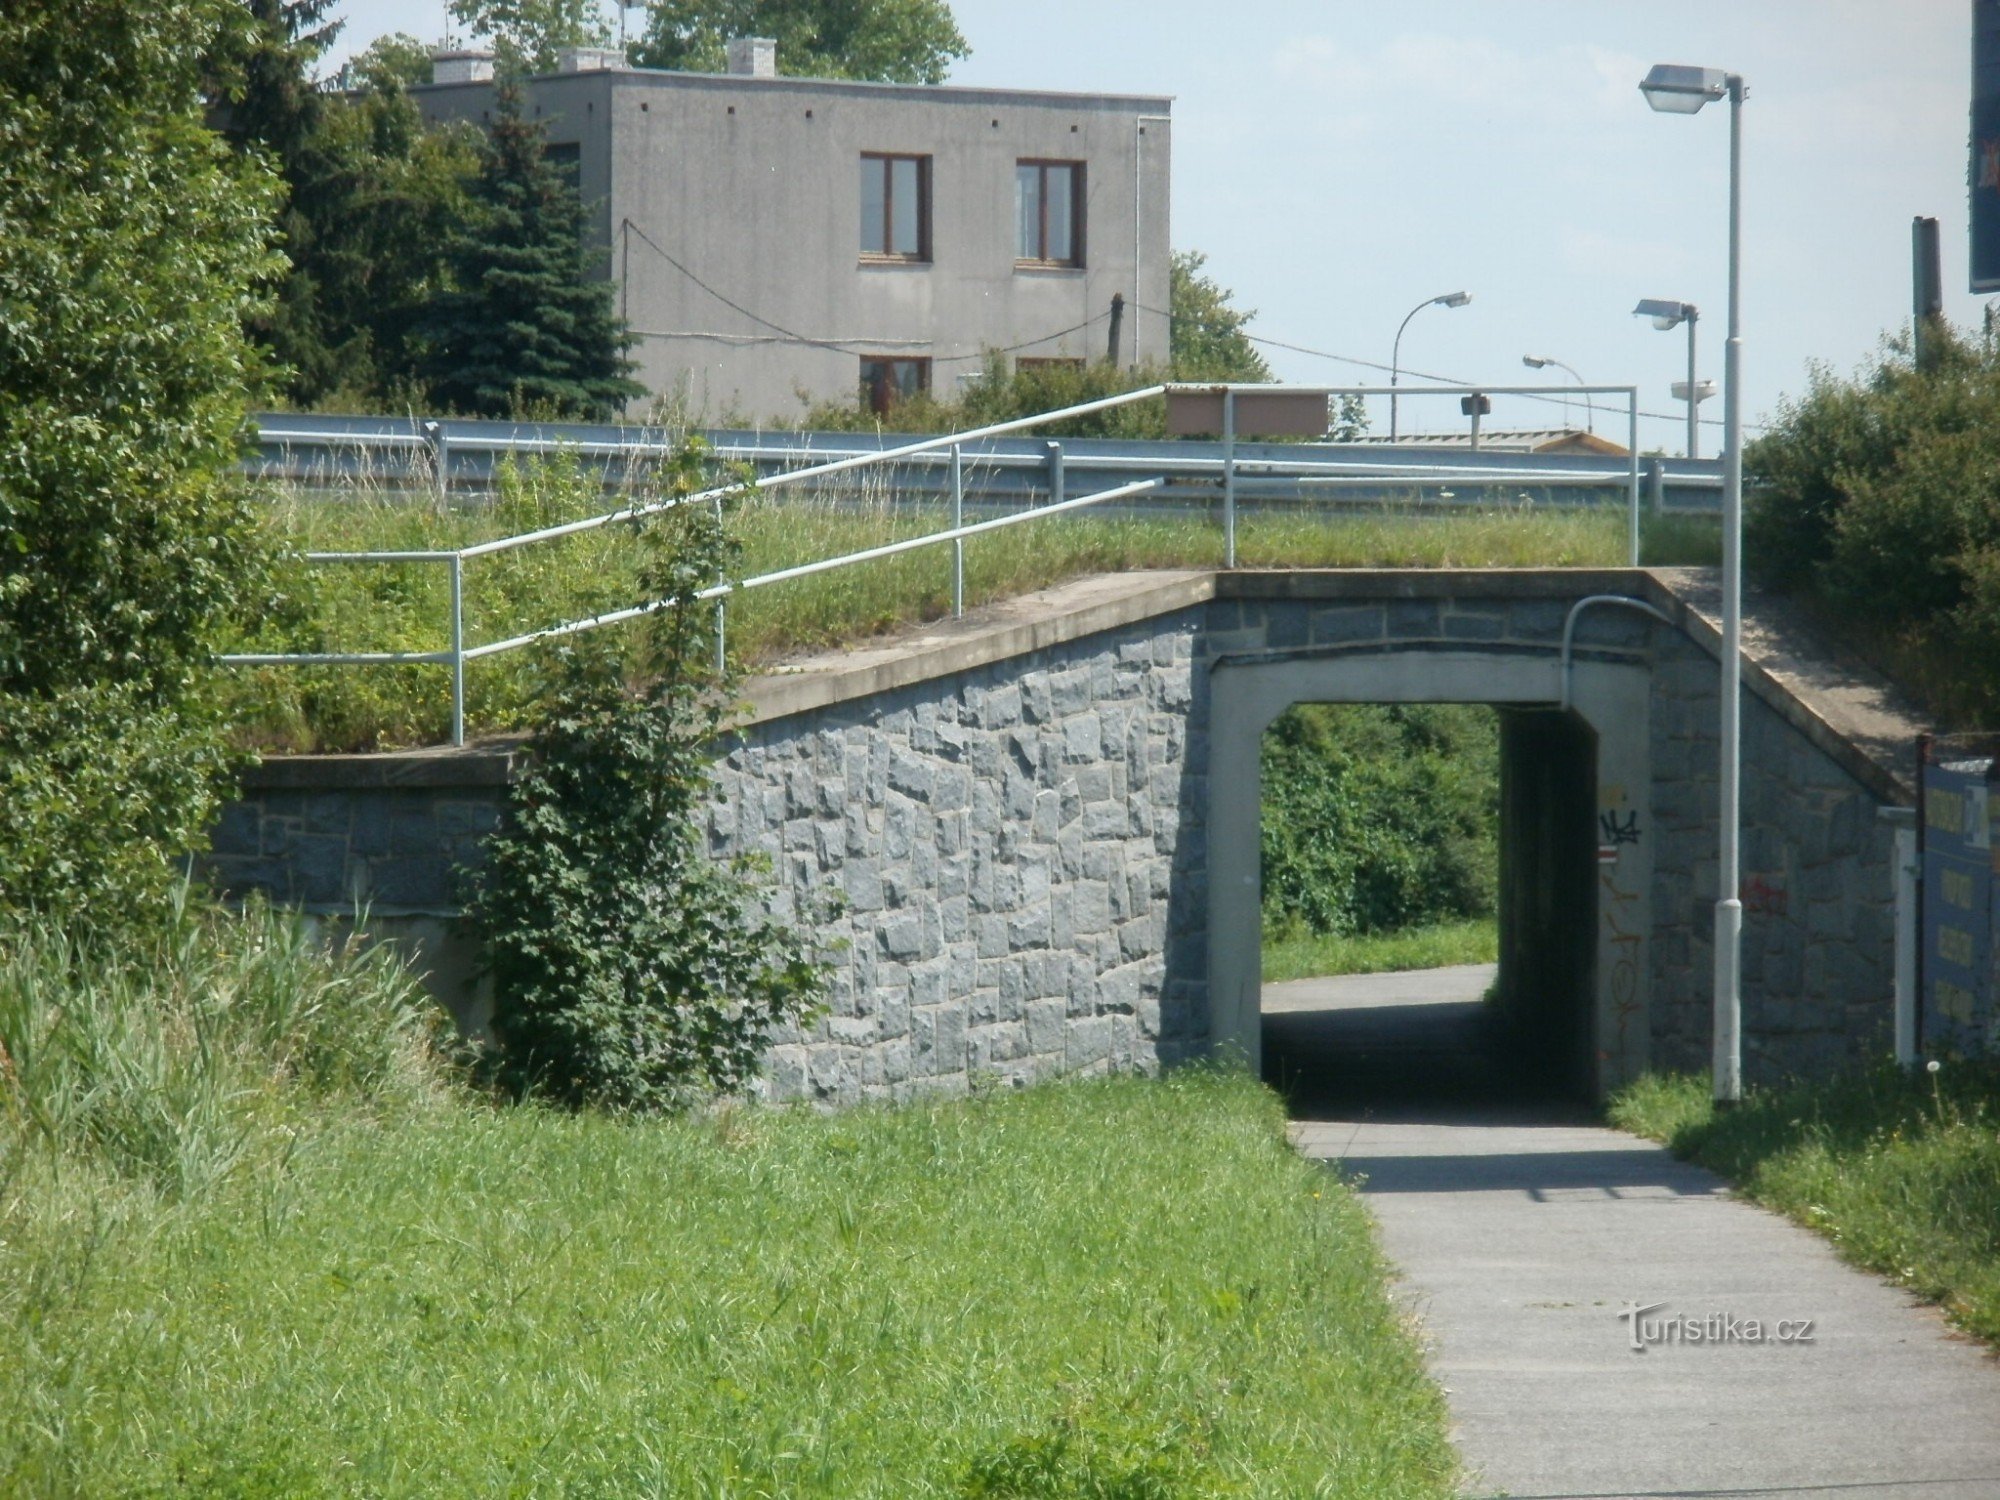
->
xmin=1107 ymin=293 xmax=1125 ymax=366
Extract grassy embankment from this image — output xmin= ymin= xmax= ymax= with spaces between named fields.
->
xmin=1 ymin=904 xmax=1459 ymax=1497
xmin=1609 ymin=1065 xmax=2000 ymax=1347
xmin=1261 ymin=919 xmax=1497 ymax=984
xmin=223 ymin=455 xmax=1717 ymax=752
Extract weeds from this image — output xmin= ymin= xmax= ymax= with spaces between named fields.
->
xmin=0 ymin=890 xmax=444 ymax=1197
xmin=1608 ymin=1063 xmax=2000 ymax=1346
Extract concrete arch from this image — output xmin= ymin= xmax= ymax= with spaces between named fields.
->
xmin=1205 ymin=647 xmax=1653 ymax=1100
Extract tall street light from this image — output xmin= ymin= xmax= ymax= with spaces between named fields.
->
xmin=1642 ymin=61 xmax=1745 ymax=1106
xmin=1390 ymin=290 xmax=1470 ymax=441
xmin=1521 ymin=354 xmax=1594 ymax=434
xmin=1635 ymin=298 xmax=1702 ymax=457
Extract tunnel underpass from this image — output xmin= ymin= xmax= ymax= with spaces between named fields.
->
xmin=1259 ymin=706 xmax=1600 ymax=1119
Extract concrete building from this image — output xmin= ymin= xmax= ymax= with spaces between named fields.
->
xmin=414 ymin=46 xmax=1172 ymax=421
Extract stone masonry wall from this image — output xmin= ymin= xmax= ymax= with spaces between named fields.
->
xmin=706 ymin=607 xmax=1210 ymax=1103
xmin=1648 ymin=630 xmax=1896 ymax=1079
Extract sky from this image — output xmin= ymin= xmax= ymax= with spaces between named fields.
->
xmin=322 ymin=1 xmax=1978 ymax=453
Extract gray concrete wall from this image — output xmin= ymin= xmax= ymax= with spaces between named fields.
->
xmin=415 ymin=66 xmax=1172 ymax=421
xmin=204 ymin=570 xmax=1911 ymax=1104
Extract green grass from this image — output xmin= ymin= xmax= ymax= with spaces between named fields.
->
xmin=1261 ymin=919 xmax=1497 ymax=983
xmin=1 ymin=905 xmax=1459 ymax=1498
xmin=223 ymin=457 xmax=1719 ymax=750
xmin=1608 ymin=1064 xmax=2000 ymax=1347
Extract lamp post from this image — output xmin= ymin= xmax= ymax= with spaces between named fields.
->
xmin=1642 ymin=61 xmax=1745 ymax=1106
xmin=1634 ymin=298 xmax=1702 ymax=457
xmin=1521 ymin=354 xmax=1594 ymax=434
xmin=1390 ymin=290 xmax=1470 ymax=442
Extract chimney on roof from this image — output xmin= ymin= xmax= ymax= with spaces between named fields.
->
xmin=557 ymin=46 xmax=625 ymax=73
xmin=431 ymin=48 xmax=496 ymax=84
xmin=726 ymin=36 xmax=777 ymax=78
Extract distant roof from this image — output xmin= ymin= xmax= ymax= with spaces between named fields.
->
xmin=412 ymin=59 xmax=1173 ymax=112
xmin=1347 ymin=428 xmax=1630 ymax=457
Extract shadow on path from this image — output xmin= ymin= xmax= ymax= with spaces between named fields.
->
xmin=1262 ymin=964 xmax=1593 ymax=1122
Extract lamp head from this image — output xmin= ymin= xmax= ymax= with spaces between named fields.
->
xmin=1640 ymin=63 xmax=1729 ymax=113
xmin=1633 ymin=297 xmax=1694 ymax=330
xmin=1434 ymin=291 xmax=1471 ymax=309
xmin=1522 ymin=355 xmax=1551 ymax=369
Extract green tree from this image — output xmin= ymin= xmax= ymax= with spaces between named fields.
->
xmin=1170 ymin=249 xmax=1271 ymax=383
xmin=208 ymin=12 xmax=483 ymax=407
xmin=204 ymin=0 xmax=349 ymax=401
xmin=0 ymin=0 xmax=280 ymax=922
xmin=418 ymin=87 xmax=643 ymax=419
xmin=633 ymin=0 xmax=968 ymax=84
xmin=447 ymin=0 xmax=612 ymax=77
xmin=470 ymin=447 xmax=830 ymax=1110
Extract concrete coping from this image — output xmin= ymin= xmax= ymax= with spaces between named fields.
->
xmin=234 ymin=567 xmax=1927 ymax=805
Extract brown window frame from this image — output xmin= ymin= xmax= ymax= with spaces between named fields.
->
xmin=1015 ymin=159 xmax=1085 ymax=268
xmin=859 ymin=356 xmax=931 ymax=414
xmin=859 ymin=152 xmax=931 ymax=263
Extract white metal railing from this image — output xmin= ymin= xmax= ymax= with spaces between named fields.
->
xmin=223 ymin=382 xmax=1662 ymax=746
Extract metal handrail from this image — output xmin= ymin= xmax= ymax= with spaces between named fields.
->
xmin=221 ymin=382 xmax=1667 ymax=748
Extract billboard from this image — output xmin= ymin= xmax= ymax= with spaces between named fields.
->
xmin=1974 ymin=0 xmax=2000 ymax=290
xmin=1923 ymin=757 xmax=1998 ymax=1054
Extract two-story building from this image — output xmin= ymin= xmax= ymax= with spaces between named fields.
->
xmin=415 ymin=42 xmax=1172 ymax=420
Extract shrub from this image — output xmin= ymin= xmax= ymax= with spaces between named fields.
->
xmin=469 ymin=445 xmax=831 ymax=1109
xmin=1744 ymin=323 xmax=2000 ymax=723
xmin=1260 ymin=704 xmax=1497 ymax=938
xmin=0 ymin=0 xmax=280 ymax=929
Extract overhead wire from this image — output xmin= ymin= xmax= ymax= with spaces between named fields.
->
xmin=1129 ymin=298 xmax=1758 ymax=436
xmin=622 ymin=218 xmax=1106 ymax=363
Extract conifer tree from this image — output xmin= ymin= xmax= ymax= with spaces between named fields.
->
xmin=418 ymin=89 xmax=642 ymax=419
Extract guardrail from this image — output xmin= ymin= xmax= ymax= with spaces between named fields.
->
xmin=225 ymin=383 xmax=1710 ymax=746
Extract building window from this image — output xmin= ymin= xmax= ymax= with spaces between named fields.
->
xmin=860 ymin=154 xmax=930 ymax=261
xmin=1016 ymin=160 xmax=1083 ymax=267
xmin=860 ymin=356 xmax=930 ymax=413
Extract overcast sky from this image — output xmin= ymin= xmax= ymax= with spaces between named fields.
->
xmin=323 ymin=2 xmax=1978 ymax=452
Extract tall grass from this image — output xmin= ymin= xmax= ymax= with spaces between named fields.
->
xmin=223 ymin=454 xmax=1718 ymax=750
xmin=1 ymin=1063 xmax=1458 ymax=1496
xmin=0 ymin=893 xmax=444 ymax=1198
xmin=1608 ymin=1064 xmax=2000 ymax=1346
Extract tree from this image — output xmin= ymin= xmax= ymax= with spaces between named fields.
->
xmin=0 ymin=0 xmax=281 ymax=922
xmin=418 ymin=88 xmax=643 ymax=419
xmin=1169 ymin=249 xmax=1271 ymax=383
xmin=204 ymin=0 xmax=349 ymax=401
xmin=470 ymin=447 xmax=829 ymax=1110
xmin=207 ymin=13 xmax=483 ymax=407
xmin=447 ymin=0 xmax=612 ymax=77
xmin=633 ymin=0 xmax=968 ymax=84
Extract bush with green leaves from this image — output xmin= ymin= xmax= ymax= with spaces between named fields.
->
xmin=469 ymin=446 xmax=831 ymax=1109
xmin=1745 ymin=322 xmax=2000 ymax=724
xmin=1260 ymin=703 xmax=1497 ymax=940
xmin=0 ymin=0 xmax=280 ymax=927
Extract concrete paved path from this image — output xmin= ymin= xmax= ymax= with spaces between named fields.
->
xmin=1294 ymin=1113 xmax=2000 ymax=1498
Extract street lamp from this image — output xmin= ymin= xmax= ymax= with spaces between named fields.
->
xmin=1390 ymin=290 xmax=1470 ymax=442
xmin=1642 ymin=61 xmax=1746 ymax=1107
xmin=1521 ymin=354 xmax=1594 ymax=434
xmin=1634 ymin=298 xmax=1702 ymax=457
